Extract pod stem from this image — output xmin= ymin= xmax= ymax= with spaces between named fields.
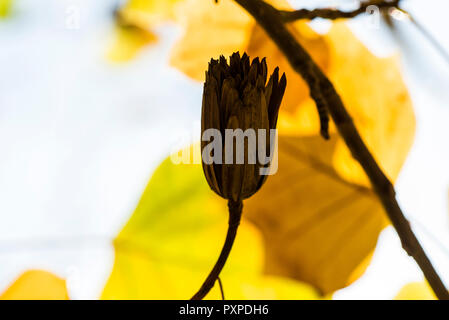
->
xmin=191 ymin=199 xmax=243 ymax=300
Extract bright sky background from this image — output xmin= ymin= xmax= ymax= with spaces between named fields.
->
xmin=0 ymin=0 xmax=449 ymax=299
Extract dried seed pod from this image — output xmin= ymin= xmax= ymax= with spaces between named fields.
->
xmin=201 ymin=52 xmax=286 ymax=201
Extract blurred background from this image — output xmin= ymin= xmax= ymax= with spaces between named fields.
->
xmin=0 ymin=0 xmax=449 ymax=299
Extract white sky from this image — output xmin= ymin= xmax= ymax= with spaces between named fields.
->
xmin=0 ymin=0 xmax=449 ymax=299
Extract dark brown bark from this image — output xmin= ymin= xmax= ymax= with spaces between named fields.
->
xmin=279 ymin=0 xmax=400 ymax=22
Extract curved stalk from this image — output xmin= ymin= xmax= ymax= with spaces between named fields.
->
xmin=191 ymin=200 xmax=243 ymax=300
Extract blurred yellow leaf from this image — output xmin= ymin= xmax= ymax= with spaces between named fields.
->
xmin=0 ymin=270 xmax=69 ymax=300
xmin=169 ymin=0 xmax=329 ymax=106
xmin=0 ymin=0 xmax=12 ymax=18
xmin=395 ymin=282 xmax=436 ymax=300
xmin=224 ymin=275 xmax=321 ymax=300
xmin=328 ymin=24 xmax=415 ymax=187
xmin=244 ymin=24 xmax=414 ymax=295
xmin=245 ymin=135 xmax=388 ymax=295
xmin=119 ymin=0 xmax=182 ymax=29
xmin=170 ymin=0 xmax=253 ymax=80
xmin=279 ymin=23 xmax=415 ymax=186
xmin=168 ymin=0 xmax=414 ymax=183
xmin=107 ymin=23 xmax=157 ymax=62
xmin=102 ymin=150 xmax=319 ymax=299
xmin=107 ymin=0 xmax=180 ymax=62
xmin=246 ymin=22 xmax=329 ymax=114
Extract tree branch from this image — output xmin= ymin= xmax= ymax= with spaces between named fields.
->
xmin=280 ymin=0 xmax=400 ymax=22
xmin=234 ymin=0 xmax=449 ymax=300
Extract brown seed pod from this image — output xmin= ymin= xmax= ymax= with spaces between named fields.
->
xmin=201 ymin=52 xmax=286 ymax=201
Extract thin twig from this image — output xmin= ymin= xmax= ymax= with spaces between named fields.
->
xmin=387 ymin=7 xmax=449 ymax=66
xmin=409 ymin=15 xmax=449 ymax=67
xmin=217 ymin=277 xmax=225 ymax=300
xmin=384 ymin=5 xmax=449 ymax=67
xmin=191 ymin=200 xmax=243 ymax=300
xmin=234 ymin=0 xmax=449 ymax=300
xmin=280 ymin=0 xmax=400 ymax=22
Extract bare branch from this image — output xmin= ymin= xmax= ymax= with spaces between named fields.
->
xmin=280 ymin=0 xmax=400 ymax=22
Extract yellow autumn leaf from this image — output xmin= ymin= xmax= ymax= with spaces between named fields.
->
xmin=0 ymin=270 xmax=69 ymax=300
xmin=119 ymin=0 xmax=182 ymax=29
xmin=170 ymin=0 xmax=253 ymax=80
xmin=169 ymin=0 xmax=329 ymax=113
xmin=107 ymin=0 xmax=180 ymax=62
xmin=395 ymin=282 xmax=437 ymax=300
xmin=107 ymin=23 xmax=157 ymax=62
xmin=102 ymin=149 xmax=319 ymax=299
xmin=246 ymin=22 xmax=329 ymax=114
xmin=222 ymin=275 xmax=320 ymax=300
xmin=0 ymin=0 xmax=12 ymax=18
xmin=328 ymin=24 xmax=415 ymax=187
xmin=244 ymin=134 xmax=388 ymax=295
xmin=244 ymin=24 xmax=414 ymax=294
xmin=169 ymin=0 xmax=414 ymax=187
xmin=279 ymin=23 xmax=415 ymax=186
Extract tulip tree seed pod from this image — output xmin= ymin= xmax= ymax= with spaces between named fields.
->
xmin=193 ymin=53 xmax=286 ymax=301
xmin=201 ymin=52 xmax=286 ymax=201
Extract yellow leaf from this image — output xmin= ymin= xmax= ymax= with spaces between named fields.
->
xmin=244 ymin=135 xmax=388 ymax=295
xmin=169 ymin=2 xmax=414 ymax=165
xmin=102 ymin=148 xmax=319 ymax=299
xmin=246 ymin=22 xmax=329 ymax=114
xmin=119 ymin=0 xmax=182 ymax=29
xmin=107 ymin=0 xmax=180 ymax=62
xmin=0 ymin=270 xmax=69 ymax=300
xmin=170 ymin=0 xmax=253 ymax=81
xmin=279 ymin=23 xmax=415 ymax=185
xmin=0 ymin=0 xmax=12 ymax=18
xmin=328 ymin=23 xmax=415 ymax=187
xmin=221 ymin=275 xmax=320 ymax=300
xmin=107 ymin=24 xmax=157 ymax=63
xmin=169 ymin=0 xmax=328 ymax=91
xmin=244 ymin=25 xmax=414 ymax=293
xmin=395 ymin=282 xmax=436 ymax=300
